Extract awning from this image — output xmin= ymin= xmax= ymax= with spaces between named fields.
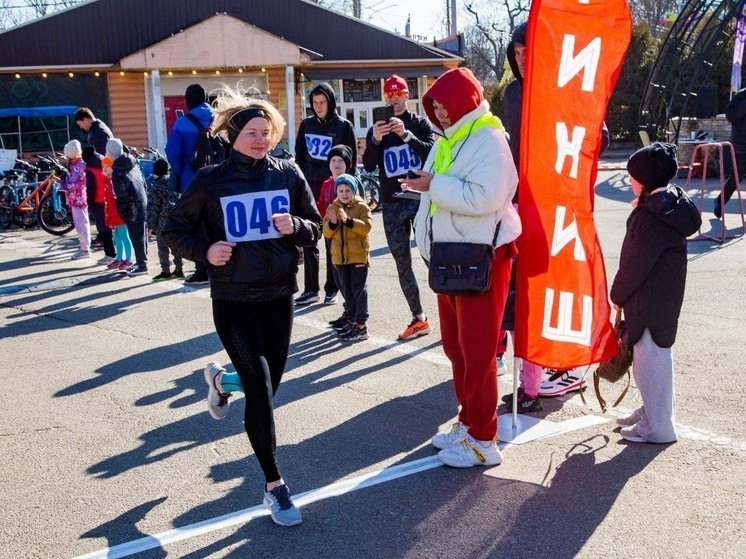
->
xmin=0 ymin=106 xmax=77 ymax=118
xmin=299 ymin=66 xmax=449 ymax=80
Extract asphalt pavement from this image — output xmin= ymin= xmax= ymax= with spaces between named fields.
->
xmin=1 ymin=159 xmax=744 ymax=558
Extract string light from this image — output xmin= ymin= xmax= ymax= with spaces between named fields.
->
xmin=192 ymin=70 xmax=197 ymax=75
xmin=120 ymin=71 xmax=125 ymax=76
xmin=144 ymin=71 xmax=149 ymax=76
xmin=42 ymin=72 xmax=47 ymax=78
xmin=68 ymin=72 xmax=74 ymax=77
xmin=215 ymin=70 xmax=220 ymax=75
xmin=168 ymin=71 xmax=173 ymax=76
xmin=15 ymin=73 xmax=20 ymax=78
xmin=238 ymin=68 xmax=243 ymax=73
xmin=261 ymin=67 xmax=266 ymax=73
xmin=94 ymin=71 xmax=100 ymax=77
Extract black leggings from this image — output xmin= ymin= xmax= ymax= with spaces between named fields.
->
xmin=212 ymin=296 xmax=294 ymax=483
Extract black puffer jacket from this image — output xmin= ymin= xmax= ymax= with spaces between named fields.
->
xmin=362 ymin=110 xmax=435 ymax=203
xmin=610 ymin=186 xmax=701 ymax=347
xmin=162 ymin=150 xmax=322 ymax=302
xmin=294 ymin=83 xmax=357 ymax=193
xmin=727 ymin=88 xmax=746 ymax=153
xmin=87 ymin=119 xmax=113 ymax=156
xmin=110 ymin=154 xmax=147 ymax=224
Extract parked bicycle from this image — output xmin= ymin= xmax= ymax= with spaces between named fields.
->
xmin=0 ymin=156 xmax=74 ymax=235
xmin=358 ymin=165 xmax=382 ymax=213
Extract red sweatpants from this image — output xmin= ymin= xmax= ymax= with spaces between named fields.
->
xmin=437 ymin=242 xmax=516 ymax=442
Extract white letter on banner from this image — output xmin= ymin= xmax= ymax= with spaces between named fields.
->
xmin=542 ymin=288 xmax=592 ymax=346
xmin=555 ymin=122 xmax=585 ymax=179
xmin=557 ymin=35 xmax=601 ymax=91
xmin=551 ymin=206 xmax=587 ymax=261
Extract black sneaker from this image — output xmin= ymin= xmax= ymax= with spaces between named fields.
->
xmin=341 ymin=324 xmax=369 ymax=342
xmin=336 ymin=322 xmax=355 ymax=336
xmin=184 ymin=273 xmax=209 ymax=285
xmin=295 ymin=291 xmax=320 ymax=305
xmin=172 ymin=269 xmax=185 ymax=279
xmin=128 ymin=266 xmax=149 ymax=277
xmin=323 ymin=292 xmax=338 ymax=305
xmin=152 ymin=272 xmax=173 ymax=282
xmin=330 ymin=314 xmax=349 ymax=330
xmin=505 ymin=393 xmax=543 ymax=414
xmin=501 ymin=387 xmax=525 ymax=404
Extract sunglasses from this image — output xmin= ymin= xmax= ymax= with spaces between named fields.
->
xmin=384 ymin=90 xmax=408 ymax=100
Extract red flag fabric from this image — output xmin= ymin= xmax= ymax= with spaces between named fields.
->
xmin=514 ymin=0 xmax=632 ymax=368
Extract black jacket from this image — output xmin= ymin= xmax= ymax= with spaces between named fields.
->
xmin=610 ymin=186 xmax=701 ymax=347
xmin=87 ymin=119 xmax=113 ymax=156
xmin=294 ymin=83 xmax=357 ymax=192
xmin=162 ymin=150 xmax=322 ymax=302
xmin=727 ymin=88 xmax=746 ymax=153
xmin=362 ymin=110 xmax=435 ymax=203
xmin=110 ymin=154 xmax=147 ymax=224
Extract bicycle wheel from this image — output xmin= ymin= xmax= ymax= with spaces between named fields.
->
xmin=360 ymin=175 xmax=381 ymax=212
xmin=38 ymin=191 xmax=74 ymax=235
xmin=0 ymin=186 xmax=14 ymax=229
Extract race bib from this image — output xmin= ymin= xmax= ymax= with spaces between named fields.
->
xmin=383 ymin=144 xmax=422 ymax=178
xmin=305 ymin=133 xmax=333 ymax=161
xmin=221 ymin=189 xmax=290 ymax=242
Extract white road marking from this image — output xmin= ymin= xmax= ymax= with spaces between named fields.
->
xmin=71 ymin=415 xmax=605 ymax=559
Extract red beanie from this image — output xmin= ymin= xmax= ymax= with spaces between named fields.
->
xmin=384 ymin=75 xmax=408 ymax=94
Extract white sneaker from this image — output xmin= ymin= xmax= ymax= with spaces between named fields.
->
xmin=497 ymin=356 xmax=508 ymax=376
xmin=620 ymin=425 xmax=647 ymax=443
xmin=203 ymin=361 xmax=231 ymax=419
xmin=538 ymin=368 xmax=587 ymax=397
xmin=437 ymin=435 xmax=503 ymax=468
xmin=97 ymin=255 xmax=116 ymax=265
xmin=431 ymin=421 xmax=468 ymax=450
xmin=616 ymin=407 xmax=644 ymax=426
xmin=71 ymin=250 xmax=91 ymax=260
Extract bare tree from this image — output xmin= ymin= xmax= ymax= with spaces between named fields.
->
xmin=463 ymin=0 xmax=530 ymax=83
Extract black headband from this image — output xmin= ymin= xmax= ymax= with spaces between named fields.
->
xmin=228 ymin=107 xmax=270 ymax=142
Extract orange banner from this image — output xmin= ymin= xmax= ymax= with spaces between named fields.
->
xmin=514 ymin=0 xmax=632 ymax=368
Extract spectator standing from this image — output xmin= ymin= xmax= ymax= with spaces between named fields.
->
xmin=74 ymin=107 xmax=113 ymax=156
xmin=82 ymin=147 xmax=116 ymax=264
xmin=147 ymin=158 xmax=183 ymax=281
xmin=165 ymin=83 xmax=215 ymax=285
xmin=101 ymin=156 xmax=133 ymax=270
xmin=363 ymin=75 xmax=435 ymax=340
xmin=407 ymin=67 xmax=520 ymax=467
xmin=611 ymin=143 xmax=701 ymax=443
xmin=60 ymin=140 xmax=91 ymax=260
xmin=713 ymin=88 xmax=746 ymax=218
xmin=323 ymin=174 xmax=373 ymax=341
xmin=106 ymin=139 xmax=149 ymax=276
xmin=294 ymin=82 xmax=357 ymax=305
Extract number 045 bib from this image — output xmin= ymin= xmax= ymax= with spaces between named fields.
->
xmin=221 ymin=189 xmax=290 ymax=242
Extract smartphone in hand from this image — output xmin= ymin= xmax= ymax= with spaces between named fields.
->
xmin=372 ymin=105 xmax=395 ymax=123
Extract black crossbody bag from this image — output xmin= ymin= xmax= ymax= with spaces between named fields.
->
xmin=427 ymin=212 xmax=501 ymax=296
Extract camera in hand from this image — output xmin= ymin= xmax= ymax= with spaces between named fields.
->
xmin=372 ymin=105 xmax=395 ymax=123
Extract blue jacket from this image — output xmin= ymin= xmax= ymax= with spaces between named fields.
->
xmin=165 ymin=103 xmax=213 ymax=192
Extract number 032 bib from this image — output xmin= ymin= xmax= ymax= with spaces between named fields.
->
xmin=221 ymin=189 xmax=290 ymax=242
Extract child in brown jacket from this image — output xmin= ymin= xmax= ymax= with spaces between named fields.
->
xmin=322 ymin=174 xmax=372 ymax=342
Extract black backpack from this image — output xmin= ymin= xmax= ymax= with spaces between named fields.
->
xmin=185 ymin=113 xmax=226 ymax=171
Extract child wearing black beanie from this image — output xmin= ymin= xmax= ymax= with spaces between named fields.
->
xmin=609 ymin=142 xmax=701 ymax=443
xmin=147 ymin=158 xmax=184 ymax=281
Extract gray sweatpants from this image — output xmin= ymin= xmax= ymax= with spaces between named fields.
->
xmin=630 ymin=328 xmax=678 ymax=443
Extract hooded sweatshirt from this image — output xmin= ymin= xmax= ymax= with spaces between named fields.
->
xmin=610 ymin=185 xmax=702 ymax=347
xmin=414 ymin=67 xmax=521 ymax=262
xmin=294 ymin=83 xmax=357 ymax=193
xmin=504 ymin=23 xmax=527 ymax=167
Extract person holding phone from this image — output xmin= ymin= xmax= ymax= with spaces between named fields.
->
xmin=363 ymin=75 xmax=436 ymax=340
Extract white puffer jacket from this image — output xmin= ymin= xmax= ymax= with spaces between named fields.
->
xmin=414 ymin=101 xmax=521 ymax=262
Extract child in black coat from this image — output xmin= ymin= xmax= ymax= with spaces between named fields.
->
xmin=610 ymin=143 xmax=701 ymax=443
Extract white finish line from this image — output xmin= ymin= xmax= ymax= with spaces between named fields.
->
xmin=71 ymin=415 xmax=606 ymax=559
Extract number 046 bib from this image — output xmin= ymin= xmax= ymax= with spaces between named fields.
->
xmin=221 ymin=189 xmax=290 ymax=242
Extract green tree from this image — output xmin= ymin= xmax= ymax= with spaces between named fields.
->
xmin=607 ymin=24 xmax=659 ymax=142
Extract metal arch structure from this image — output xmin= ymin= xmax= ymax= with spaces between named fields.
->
xmin=640 ymin=0 xmax=741 ymax=141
